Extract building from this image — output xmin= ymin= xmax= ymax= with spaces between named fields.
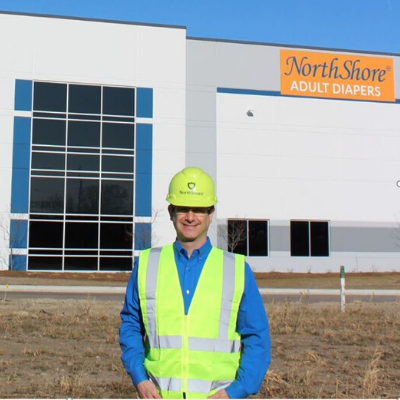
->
xmin=1 ymin=11 xmax=399 ymax=273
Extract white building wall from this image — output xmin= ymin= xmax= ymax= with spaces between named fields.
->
xmin=0 ymin=13 xmax=188 ymax=269
xmin=217 ymin=93 xmax=400 ymax=222
xmin=186 ymin=38 xmax=400 ymax=273
xmin=1 ymin=13 xmax=400 ymax=273
xmin=216 ymin=91 xmax=400 ymax=272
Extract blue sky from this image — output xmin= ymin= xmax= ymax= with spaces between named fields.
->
xmin=0 ymin=0 xmax=399 ymax=54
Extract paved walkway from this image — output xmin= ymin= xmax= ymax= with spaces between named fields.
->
xmin=1 ymin=284 xmax=399 ymax=296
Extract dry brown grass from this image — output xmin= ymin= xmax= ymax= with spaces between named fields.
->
xmin=0 ymin=298 xmax=399 ymax=398
xmin=261 ymin=300 xmax=400 ymax=399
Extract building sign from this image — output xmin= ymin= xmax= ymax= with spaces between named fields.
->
xmin=280 ymin=49 xmax=395 ymax=102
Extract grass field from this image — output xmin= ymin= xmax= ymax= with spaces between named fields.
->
xmin=1 ymin=270 xmax=399 ymax=398
xmin=1 ymin=295 xmax=399 ymax=398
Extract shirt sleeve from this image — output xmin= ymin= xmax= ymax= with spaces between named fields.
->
xmin=119 ymin=260 xmax=149 ymax=386
xmin=225 ymin=263 xmax=271 ymax=399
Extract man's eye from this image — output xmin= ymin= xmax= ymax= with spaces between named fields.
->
xmin=174 ymin=207 xmax=208 ymax=215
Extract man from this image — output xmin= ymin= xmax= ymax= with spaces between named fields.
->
xmin=119 ymin=167 xmax=271 ymax=399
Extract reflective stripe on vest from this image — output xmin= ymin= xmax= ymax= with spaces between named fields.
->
xmin=138 ymin=245 xmax=245 ymax=398
xmin=148 ymin=375 xmax=233 ymax=395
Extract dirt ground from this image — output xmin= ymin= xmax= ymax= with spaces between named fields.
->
xmin=1 ymin=271 xmax=400 ymax=398
xmin=1 ymin=270 xmax=400 ymax=289
xmin=0 ymin=298 xmax=130 ymax=398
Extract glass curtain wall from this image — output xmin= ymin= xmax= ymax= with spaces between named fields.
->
xmin=28 ymin=82 xmax=135 ymax=271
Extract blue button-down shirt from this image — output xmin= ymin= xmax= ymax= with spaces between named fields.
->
xmin=119 ymin=238 xmax=271 ymax=399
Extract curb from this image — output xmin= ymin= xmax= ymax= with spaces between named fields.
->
xmin=0 ymin=285 xmax=126 ymax=294
xmin=259 ymin=288 xmax=400 ymax=296
xmin=1 ymin=285 xmax=399 ymax=297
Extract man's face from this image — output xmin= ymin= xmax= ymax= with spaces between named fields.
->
xmin=169 ymin=205 xmax=214 ymax=245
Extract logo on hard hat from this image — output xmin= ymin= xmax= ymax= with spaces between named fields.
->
xmin=188 ymin=182 xmax=196 ymax=190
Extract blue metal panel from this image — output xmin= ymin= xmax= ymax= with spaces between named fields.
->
xmin=137 ymin=88 xmax=153 ymax=118
xmin=11 ymin=117 xmax=31 ymax=213
xmin=14 ymin=80 xmax=32 ymax=111
xmin=134 ymin=222 xmax=152 ymax=250
xmin=9 ymin=255 xmax=27 ymax=271
xmin=218 ymin=87 xmax=400 ymax=104
xmin=217 ymin=88 xmax=281 ymax=97
xmin=135 ymin=123 xmax=153 ymax=217
xmin=13 ymin=117 xmax=31 ymax=145
xmin=10 ymin=219 xmax=28 ymax=248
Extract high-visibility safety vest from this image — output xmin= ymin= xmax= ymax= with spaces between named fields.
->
xmin=137 ymin=244 xmax=245 ymax=399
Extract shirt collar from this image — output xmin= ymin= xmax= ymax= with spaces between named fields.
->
xmin=173 ymin=237 xmax=212 ymax=260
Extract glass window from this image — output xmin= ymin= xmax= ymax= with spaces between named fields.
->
xmin=66 ymin=179 xmax=99 ymax=214
xmin=29 ymin=221 xmax=63 ymax=248
xmin=290 ymin=220 xmax=330 ymax=257
xmin=227 ymin=219 xmax=268 ymax=256
xmin=101 ymin=180 xmax=133 ymax=215
xmin=68 ymin=84 xmax=101 ymax=114
xmin=100 ymin=257 xmax=133 ymax=271
xmin=31 ymin=152 xmax=65 ymax=170
xmin=30 ymin=177 xmax=64 ymax=213
xmin=228 ymin=220 xmax=247 ymax=255
xmin=100 ymin=223 xmax=133 ymax=249
xmin=64 ymin=257 xmax=98 ymax=271
xmin=249 ymin=220 xmax=268 ymax=256
xmin=103 ymin=86 xmax=135 ymax=116
xmin=28 ymin=81 xmax=138 ymax=272
xmin=67 ymin=154 xmax=100 ymax=171
xmin=68 ymin=121 xmax=100 ymax=147
xmin=28 ymin=256 xmax=62 ymax=270
xmin=33 ymin=82 xmax=67 ymax=112
xmin=65 ymin=222 xmax=98 ymax=248
xmin=311 ymin=221 xmax=329 ymax=256
xmin=102 ymin=123 xmax=134 ymax=149
xmin=102 ymin=155 xmax=134 ymax=173
xmin=290 ymin=221 xmax=309 ymax=256
xmin=32 ymin=119 xmax=66 ymax=146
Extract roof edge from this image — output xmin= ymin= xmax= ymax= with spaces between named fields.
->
xmin=187 ymin=36 xmax=400 ymax=57
xmin=0 ymin=9 xmax=187 ymax=31
xmin=1 ymin=10 xmax=398 ymax=57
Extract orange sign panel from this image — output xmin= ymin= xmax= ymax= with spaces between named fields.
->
xmin=280 ymin=49 xmax=395 ymax=102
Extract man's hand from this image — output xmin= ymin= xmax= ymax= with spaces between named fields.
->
xmin=136 ymin=380 xmax=162 ymax=399
xmin=208 ymin=389 xmax=230 ymax=398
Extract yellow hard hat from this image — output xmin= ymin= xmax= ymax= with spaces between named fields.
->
xmin=166 ymin=167 xmax=217 ymax=207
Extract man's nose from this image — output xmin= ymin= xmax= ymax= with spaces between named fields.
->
xmin=185 ymin=210 xmax=196 ymax=221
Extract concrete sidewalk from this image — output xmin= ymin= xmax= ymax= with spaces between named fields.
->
xmin=0 ymin=284 xmax=126 ymax=294
xmin=259 ymin=288 xmax=400 ymax=296
xmin=1 ymin=284 xmax=400 ymax=297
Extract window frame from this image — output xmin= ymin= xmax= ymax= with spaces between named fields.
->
xmin=227 ymin=218 xmax=269 ymax=257
xmin=290 ymin=220 xmax=330 ymax=257
xmin=27 ymin=81 xmax=136 ymax=272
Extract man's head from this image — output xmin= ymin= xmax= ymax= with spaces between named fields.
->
xmin=166 ymin=167 xmax=217 ymax=246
